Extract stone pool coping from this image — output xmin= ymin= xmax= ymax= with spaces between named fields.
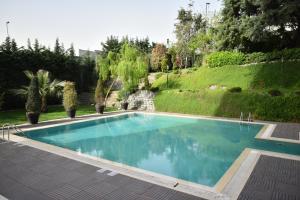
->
xmin=7 ymin=111 xmax=300 ymax=200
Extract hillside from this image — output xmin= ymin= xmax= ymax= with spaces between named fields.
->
xmin=152 ymin=61 xmax=300 ymax=122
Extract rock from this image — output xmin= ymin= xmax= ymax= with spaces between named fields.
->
xmin=209 ymin=85 xmax=218 ymax=90
xmin=127 ymin=90 xmax=155 ymax=111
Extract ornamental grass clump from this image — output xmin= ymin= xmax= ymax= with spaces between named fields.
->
xmin=25 ymin=76 xmax=41 ymax=124
xmin=63 ymin=81 xmax=77 ymax=118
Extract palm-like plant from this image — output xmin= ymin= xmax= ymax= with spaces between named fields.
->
xmin=12 ymin=70 xmax=64 ymax=112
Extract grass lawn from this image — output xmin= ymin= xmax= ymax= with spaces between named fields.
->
xmin=153 ymin=61 xmax=300 ymax=122
xmin=0 ymin=105 xmax=117 ymax=126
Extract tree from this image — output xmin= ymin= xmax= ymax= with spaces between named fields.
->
xmin=94 ymin=77 xmax=105 ymax=112
xmin=101 ymin=35 xmax=121 ymax=55
xmin=54 ymin=38 xmax=64 ymax=55
xmin=117 ymin=43 xmax=147 ymax=95
xmin=174 ymin=1 xmax=207 ymax=67
xmin=25 ymin=76 xmax=41 ymax=114
xmin=218 ymin=0 xmax=300 ymax=52
xmin=151 ymin=44 xmax=167 ymax=71
xmin=12 ymin=70 xmax=63 ymax=112
xmin=63 ymin=81 xmax=77 ymax=112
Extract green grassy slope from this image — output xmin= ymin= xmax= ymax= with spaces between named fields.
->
xmin=153 ymin=61 xmax=300 ymax=122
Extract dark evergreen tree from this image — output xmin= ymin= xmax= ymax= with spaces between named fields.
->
xmin=101 ymin=35 xmax=121 ymax=55
xmin=218 ymin=0 xmax=300 ymax=52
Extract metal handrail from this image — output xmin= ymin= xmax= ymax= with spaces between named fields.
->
xmin=1 ymin=123 xmax=25 ymax=140
xmin=2 ymin=124 xmax=10 ymax=140
xmin=11 ymin=124 xmax=26 ymax=137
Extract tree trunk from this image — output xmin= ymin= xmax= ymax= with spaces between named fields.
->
xmin=104 ymin=78 xmax=118 ymax=107
xmin=41 ymin=96 xmax=48 ymax=113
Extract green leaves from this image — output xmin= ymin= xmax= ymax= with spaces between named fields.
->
xmin=25 ymin=76 xmax=41 ymax=113
xmin=205 ymin=51 xmax=245 ymax=67
xmin=117 ymin=43 xmax=147 ymax=93
xmin=63 ymin=82 xmax=77 ymax=111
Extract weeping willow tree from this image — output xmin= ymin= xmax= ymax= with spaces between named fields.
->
xmin=117 ymin=43 xmax=147 ymax=99
xmin=95 ymin=43 xmax=148 ymax=104
xmin=95 ymin=52 xmax=119 ymax=107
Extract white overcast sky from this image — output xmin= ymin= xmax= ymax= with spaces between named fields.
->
xmin=0 ymin=0 xmax=222 ymax=53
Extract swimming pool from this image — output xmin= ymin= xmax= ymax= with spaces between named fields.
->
xmin=21 ymin=113 xmax=300 ymax=187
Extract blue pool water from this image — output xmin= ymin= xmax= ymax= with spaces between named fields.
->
xmin=22 ymin=113 xmax=300 ymax=186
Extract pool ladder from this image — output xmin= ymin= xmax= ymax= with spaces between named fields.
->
xmin=240 ymin=112 xmax=253 ymax=123
xmin=1 ymin=124 xmax=25 ymax=141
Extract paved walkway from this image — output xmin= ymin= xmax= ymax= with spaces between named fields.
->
xmin=0 ymin=140 xmax=204 ymax=200
xmin=271 ymin=122 xmax=300 ymax=140
xmin=238 ymin=155 xmax=300 ymax=200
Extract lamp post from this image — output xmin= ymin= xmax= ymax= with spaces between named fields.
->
xmin=6 ymin=21 xmax=10 ymax=37
xmin=205 ymin=3 xmax=210 ymax=18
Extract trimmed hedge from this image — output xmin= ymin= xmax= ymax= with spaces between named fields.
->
xmin=205 ymin=51 xmax=245 ymax=68
xmin=206 ymin=48 xmax=300 ymax=67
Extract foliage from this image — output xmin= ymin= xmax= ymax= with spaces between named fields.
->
xmin=0 ymin=105 xmax=117 ymax=126
xmin=152 ymin=61 xmax=300 ymax=121
xmin=174 ymin=1 xmax=207 ymax=67
xmin=154 ymin=90 xmax=300 ymax=122
xmin=11 ymin=70 xmax=63 ymax=112
xmin=144 ymin=74 xmax=150 ymax=90
xmin=228 ymin=87 xmax=242 ymax=93
xmin=0 ymin=92 xmax=4 ymax=110
xmin=150 ymin=86 xmax=159 ymax=93
xmin=244 ymin=52 xmax=266 ymax=63
xmin=153 ymin=61 xmax=300 ymax=91
xmin=151 ymin=44 xmax=167 ymax=71
xmin=96 ymin=56 xmax=110 ymax=81
xmin=0 ymin=37 xmax=95 ymax=110
xmin=245 ymin=48 xmax=300 ymax=63
xmin=268 ymin=89 xmax=282 ymax=97
xmin=205 ymin=48 xmax=300 ymax=68
xmin=25 ymin=76 xmax=41 ymax=113
xmin=101 ymin=35 xmax=153 ymax=56
xmin=218 ymin=0 xmax=300 ymax=52
xmin=188 ymin=30 xmax=214 ymax=55
xmin=94 ymin=78 xmax=105 ymax=106
xmin=101 ymin=36 xmax=122 ymax=55
xmin=205 ymin=51 xmax=245 ymax=67
xmin=63 ymin=82 xmax=77 ymax=111
xmin=117 ymin=43 xmax=148 ymax=94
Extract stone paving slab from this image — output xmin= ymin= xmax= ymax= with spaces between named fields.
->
xmin=0 ymin=140 xmax=205 ymax=200
xmin=237 ymin=155 xmax=300 ymax=200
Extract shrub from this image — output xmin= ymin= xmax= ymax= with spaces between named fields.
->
xmin=25 ymin=76 xmax=41 ymax=113
xmin=94 ymin=78 xmax=105 ymax=106
xmin=206 ymin=51 xmax=245 ymax=68
xmin=144 ymin=75 xmax=150 ymax=90
xmin=150 ymin=86 xmax=159 ymax=92
xmin=173 ymin=70 xmax=179 ymax=74
xmin=228 ymin=87 xmax=242 ymax=93
xmin=0 ymin=92 xmax=4 ymax=111
xmin=268 ymin=89 xmax=282 ymax=97
xmin=281 ymin=48 xmax=300 ymax=60
xmin=63 ymin=81 xmax=77 ymax=111
xmin=155 ymin=73 xmax=163 ymax=79
xmin=245 ymin=52 xmax=266 ymax=63
xmin=295 ymin=91 xmax=300 ymax=96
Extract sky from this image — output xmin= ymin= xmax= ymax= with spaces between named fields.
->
xmin=0 ymin=0 xmax=222 ymax=54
